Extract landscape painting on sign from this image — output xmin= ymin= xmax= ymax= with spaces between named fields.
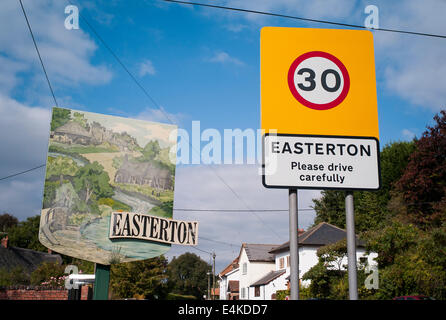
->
xmin=39 ymin=107 xmax=177 ymax=264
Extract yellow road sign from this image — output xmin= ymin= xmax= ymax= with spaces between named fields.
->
xmin=261 ymin=27 xmax=379 ymax=139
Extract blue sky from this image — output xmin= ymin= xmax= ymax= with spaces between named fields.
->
xmin=1 ymin=0 xmax=445 ymax=271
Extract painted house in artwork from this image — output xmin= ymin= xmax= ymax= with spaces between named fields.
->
xmin=114 ymin=155 xmax=173 ymax=190
xmin=52 ymin=121 xmax=92 ymax=145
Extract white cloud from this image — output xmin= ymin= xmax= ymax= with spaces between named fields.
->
xmin=0 ymin=0 xmax=112 ymax=96
xmin=219 ymin=0 xmax=356 ymax=22
xmin=0 ymin=94 xmax=51 ymax=176
xmin=401 ymin=128 xmax=416 ymax=140
xmin=139 ymin=59 xmax=156 ymax=77
xmin=224 ymin=24 xmax=248 ymax=33
xmin=208 ymin=51 xmax=244 ymax=66
xmin=0 ymin=94 xmax=50 ymax=221
xmin=136 ymin=106 xmax=186 ymax=125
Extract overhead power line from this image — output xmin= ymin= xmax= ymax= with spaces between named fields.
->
xmin=0 ymin=164 xmax=46 ymax=182
xmin=174 ymin=208 xmax=315 ymax=212
xmin=18 ymin=0 xmax=59 ymax=107
xmin=162 ymin=0 xmax=446 ymax=40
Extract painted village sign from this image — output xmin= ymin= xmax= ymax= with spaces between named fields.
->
xmin=39 ymin=107 xmax=198 ymax=265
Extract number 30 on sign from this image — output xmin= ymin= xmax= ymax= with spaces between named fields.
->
xmin=288 ymin=51 xmax=350 ymax=111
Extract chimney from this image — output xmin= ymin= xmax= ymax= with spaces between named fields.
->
xmin=298 ymin=228 xmax=305 ymax=236
xmin=1 ymin=235 xmax=8 ymax=249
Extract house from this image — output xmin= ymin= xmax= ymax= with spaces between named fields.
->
xmin=114 ymin=155 xmax=173 ymax=190
xmin=0 ymin=236 xmax=62 ymax=275
xmin=236 ymin=243 xmax=280 ymax=300
xmin=271 ymin=222 xmax=376 ymax=286
xmin=53 ymin=121 xmax=92 ymax=145
xmin=218 ymin=222 xmax=378 ymax=300
xmin=219 ymin=257 xmax=240 ymax=300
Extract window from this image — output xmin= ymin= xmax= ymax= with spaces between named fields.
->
xmin=241 ymin=287 xmax=246 ymax=299
xmin=286 ymin=255 xmax=290 ymax=267
xmin=279 ymin=257 xmax=284 ymax=269
xmin=254 ymin=286 xmax=260 ymax=297
xmin=242 ymin=263 xmax=247 ymax=275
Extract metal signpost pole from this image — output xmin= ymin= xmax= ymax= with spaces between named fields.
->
xmin=289 ymin=188 xmax=299 ymax=300
xmin=345 ymin=191 xmax=358 ymax=300
xmin=93 ymin=263 xmax=110 ymax=300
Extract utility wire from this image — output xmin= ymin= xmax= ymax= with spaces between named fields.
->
xmin=199 ymin=236 xmax=239 ymax=247
xmin=0 ymin=164 xmax=46 ymax=182
xmin=174 ymin=208 xmax=315 ymax=212
xmin=162 ymin=0 xmax=446 ymax=40
xmin=18 ymin=0 xmax=59 ymax=107
xmin=190 ymin=245 xmax=213 ymax=255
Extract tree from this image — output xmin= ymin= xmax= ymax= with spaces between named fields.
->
xmin=45 ymin=156 xmax=79 ymax=184
xmin=110 ymin=256 xmax=170 ymax=299
xmin=0 ymin=213 xmax=18 ymax=232
xmin=312 ymin=141 xmax=415 ymax=232
xmin=167 ymin=252 xmax=211 ymax=300
xmin=363 ymin=220 xmax=419 ymax=268
xmin=302 ymin=239 xmax=373 ymax=300
xmin=7 ymin=215 xmax=47 ymax=252
xmin=73 ymin=162 xmax=114 ymax=204
xmin=141 ymin=141 xmax=161 ymax=161
xmin=302 ymin=239 xmax=348 ymax=299
xmin=313 ymin=190 xmax=346 ymax=229
xmin=364 ymin=220 xmax=446 ymax=299
xmin=50 ymin=107 xmax=71 ymax=131
xmin=72 ymin=112 xmax=88 ymax=128
xmin=396 ymin=110 xmax=446 ymax=228
xmin=379 ymin=141 xmax=416 ymax=204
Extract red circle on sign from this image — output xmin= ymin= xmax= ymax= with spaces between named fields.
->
xmin=287 ymin=51 xmax=350 ymax=110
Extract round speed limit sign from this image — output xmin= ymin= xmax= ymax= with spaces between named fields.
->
xmin=287 ymin=51 xmax=350 ymax=110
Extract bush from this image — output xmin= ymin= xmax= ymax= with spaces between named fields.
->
xmin=30 ymin=262 xmax=66 ymax=286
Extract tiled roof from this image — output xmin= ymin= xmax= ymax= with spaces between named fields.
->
xmin=250 ymin=270 xmax=286 ymax=287
xmin=269 ymin=222 xmax=365 ymax=254
xmin=0 ymin=246 xmax=62 ymax=274
xmin=219 ymin=257 xmax=239 ymax=277
xmin=244 ymin=244 xmax=278 ymax=262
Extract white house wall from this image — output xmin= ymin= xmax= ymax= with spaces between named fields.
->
xmin=238 ymin=248 xmax=275 ymax=300
xmin=219 ymin=267 xmax=240 ymax=300
xmin=249 ymin=273 xmax=288 ymax=300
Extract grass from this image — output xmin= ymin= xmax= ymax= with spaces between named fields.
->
xmin=50 ymin=141 xmax=119 ymax=154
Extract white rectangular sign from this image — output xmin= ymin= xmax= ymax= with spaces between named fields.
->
xmin=262 ymin=134 xmax=380 ymax=190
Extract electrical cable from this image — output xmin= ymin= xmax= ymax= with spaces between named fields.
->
xmin=18 ymin=0 xmax=59 ymax=107
xmin=162 ymin=0 xmax=446 ymax=40
xmin=0 ymin=164 xmax=46 ymax=182
xmin=174 ymin=208 xmax=314 ymax=212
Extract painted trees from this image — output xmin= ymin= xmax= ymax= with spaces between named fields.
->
xmin=73 ymin=162 xmax=114 ymax=205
